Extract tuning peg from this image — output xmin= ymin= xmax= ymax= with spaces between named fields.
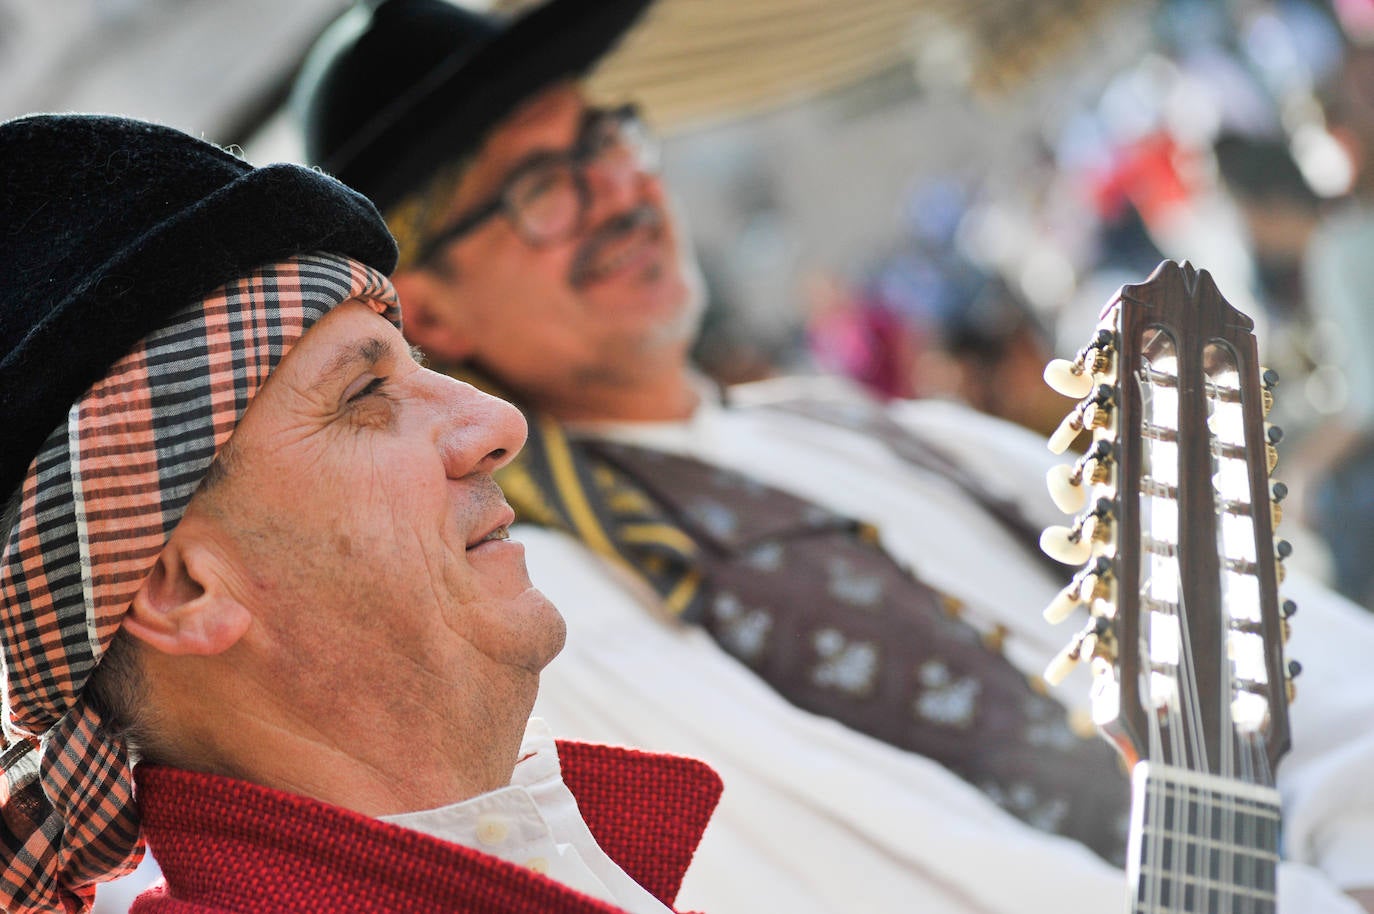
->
xmin=1281 ymin=598 xmax=1298 ymax=642
xmin=1043 ymin=330 xmax=1116 ymax=399
xmin=1084 ymin=385 xmax=1116 ymax=430
xmin=1040 ymin=524 xmax=1093 ymax=565
xmin=1083 ymin=440 xmax=1115 ymax=481
xmin=1045 ymin=442 xmax=1115 ymax=514
xmin=1271 ymin=481 xmax=1288 ymax=528
xmin=1273 ymin=538 xmax=1293 ymax=584
xmin=1286 ymin=657 xmax=1302 ymax=703
xmin=1088 ymin=328 xmax=1116 ymax=366
xmin=1044 ymin=638 xmax=1085 ymax=685
xmin=1042 ymin=556 xmax=1112 ymax=623
xmin=1044 ymin=359 xmax=1094 ymax=398
xmin=1261 ymin=368 xmax=1279 ymax=417
xmin=1046 ymin=464 xmax=1088 ymax=514
xmin=1044 ymin=616 xmax=1111 ymax=685
xmin=1047 ymin=386 xmax=1115 ymax=455
xmin=1048 ymin=410 xmax=1086 ymax=455
xmin=1043 ymin=582 xmax=1083 ymax=624
xmin=1265 ymin=425 xmax=1282 ymax=474
xmin=1040 ymin=500 xmax=1114 ymax=565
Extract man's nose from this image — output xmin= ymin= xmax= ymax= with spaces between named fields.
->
xmin=427 ymin=372 xmax=529 ymax=476
xmin=582 ymin=147 xmax=645 ymax=221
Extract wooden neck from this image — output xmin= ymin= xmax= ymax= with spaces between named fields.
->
xmin=1126 ymin=762 xmax=1280 ymax=914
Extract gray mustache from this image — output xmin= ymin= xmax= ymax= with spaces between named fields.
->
xmin=569 ymin=205 xmax=661 ymax=288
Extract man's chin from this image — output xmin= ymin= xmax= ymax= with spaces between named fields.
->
xmin=532 ymin=600 xmax=568 ymax=670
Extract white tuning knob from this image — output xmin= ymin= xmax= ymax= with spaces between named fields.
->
xmin=1043 ymin=583 xmax=1082 ymax=624
xmin=1043 ymin=358 xmax=1095 ymax=398
xmin=1043 ymin=641 xmax=1083 ymax=685
xmin=1077 ymin=567 xmax=1104 ymax=603
xmin=1040 ymin=524 xmax=1093 ymax=565
xmin=1046 ymin=463 xmax=1088 ymax=514
xmin=1047 ymin=411 xmax=1084 ymax=455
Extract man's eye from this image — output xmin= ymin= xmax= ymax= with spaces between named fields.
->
xmin=347 ymin=376 xmax=386 ymax=403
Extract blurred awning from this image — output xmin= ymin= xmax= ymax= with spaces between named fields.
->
xmin=501 ymin=0 xmax=1143 ymax=133
xmin=0 ymin=0 xmax=1147 ymax=152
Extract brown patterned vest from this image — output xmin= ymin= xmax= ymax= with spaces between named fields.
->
xmin=496 ymin=404 xmax=1131 ymax=863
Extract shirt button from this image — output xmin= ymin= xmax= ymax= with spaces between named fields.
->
xmin=525 ymin=857 xmax=550 ymax=874
xmin=475 ymin=815 xmax=510 ymax=846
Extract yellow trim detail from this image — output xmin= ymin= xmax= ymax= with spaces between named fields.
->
xmin=539 ymin=416 xmax=620 ymax=560
xmin=618 ymin=523 xmax=698 ymax=554
xmin=663 ymin=568 xmax=703 ymax=617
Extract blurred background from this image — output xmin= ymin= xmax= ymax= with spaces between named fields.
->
xmin=8 ymin=4 xmax=1374 ymax=603
xmin=5 ymin=0 xmax=1373 ymax=905
xmin=6 ymin=0 xmax=1374 ymax=686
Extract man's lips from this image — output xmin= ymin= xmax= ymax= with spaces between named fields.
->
xmin=466 ymin=507 xmax=516 ymax=550
xmin=471 ymin=526 xmax=510 ymax=548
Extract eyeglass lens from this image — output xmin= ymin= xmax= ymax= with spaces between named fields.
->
xmin=509 ymin=109 xmax=656 ymax=242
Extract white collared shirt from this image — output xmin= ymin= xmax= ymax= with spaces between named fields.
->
xmin=381 ymin=719 xmax=673 ymax=914
xmin=536 ymin=377 xmax=1374 ymax=913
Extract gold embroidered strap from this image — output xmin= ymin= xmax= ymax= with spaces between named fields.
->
xmin=496 ymin=415 xmax=706 ymax=618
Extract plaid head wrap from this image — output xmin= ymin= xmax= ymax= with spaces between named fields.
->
xmin=0 ymin=252 xmax=400 ymax=914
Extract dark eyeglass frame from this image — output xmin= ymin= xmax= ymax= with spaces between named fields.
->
xmin=415 ymin=103 xmax=651 ymax=265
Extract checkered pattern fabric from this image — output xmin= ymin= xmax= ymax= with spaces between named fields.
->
xmin=1 ymin=252 xmax=400 ymax=914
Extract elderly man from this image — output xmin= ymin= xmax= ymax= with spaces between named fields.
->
xmin=0 ymin=113 xmax=720 ymax=914
xmin=297 ymin=1 xmax=1374 ymax=911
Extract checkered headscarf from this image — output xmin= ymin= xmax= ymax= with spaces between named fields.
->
xmin=0 ymin=252 xmax=400 ymax=914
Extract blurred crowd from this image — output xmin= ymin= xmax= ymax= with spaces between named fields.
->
xmin=769 ymin=0 xmax=1374 ymax=611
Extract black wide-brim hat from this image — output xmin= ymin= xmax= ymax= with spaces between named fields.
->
xmin=0 ymin=114 xmax=397 ymax=500
xmin=297 ymin=0 xmax=654 ymax=215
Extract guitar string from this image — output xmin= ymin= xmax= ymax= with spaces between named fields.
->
xmin=1140 ymin=347 xmax=1249 ymax=912
xmin=1139 ymin=355 xmax=1181 ymax=912
xmin=1143 ymin=352 xmax=1204 ymax=912
xmin=1211 ymin=358 xmax=1279 ymax=910
xmin=1134 ymin=347 xmax=1278 ymax=913
xmin=1214 ymin=368 xmax=1247 ymax=907
xmin=1136 ymin=357 xmax=1164 ymax=913
xmin=1206 ymin=366 xmax=1238 ymax=914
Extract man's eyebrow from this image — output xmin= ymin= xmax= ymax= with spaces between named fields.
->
xmin=311 ymin=336 xmax=396 ymax=393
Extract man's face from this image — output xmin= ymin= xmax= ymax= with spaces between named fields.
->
xmin=192 ymin=300 xmax=564 ymax=717
xmin=414 ymin=84 xmax=702 ymax=402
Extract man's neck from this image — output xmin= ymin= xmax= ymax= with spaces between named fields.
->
xmin=144 ymin=656 xmax=530 ymax=818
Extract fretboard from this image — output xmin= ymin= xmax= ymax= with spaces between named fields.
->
xmin=1127 ymin=763 xmax=1280 ymax=914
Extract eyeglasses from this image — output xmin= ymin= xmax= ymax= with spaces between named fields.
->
xmin=415 ymin=104 xmax=658 ymax=263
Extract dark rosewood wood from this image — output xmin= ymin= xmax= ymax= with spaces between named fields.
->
xmin=1106 ymin=260 xmax=1289 ymax=778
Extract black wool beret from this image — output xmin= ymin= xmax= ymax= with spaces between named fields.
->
xmin=296 ymin=0 xmax=653 ymax=214
xmin=0 ymin=113 xmax=399 ymax=500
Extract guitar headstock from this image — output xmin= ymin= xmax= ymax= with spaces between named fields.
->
xmin=1039 ymin=260 xmax=1295 ymax=783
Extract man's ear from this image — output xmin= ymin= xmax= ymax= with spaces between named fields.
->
xmin=125 ymin=531 xmax=251 ymax=656
xmin=392 ymin=268 xmax=474 ymax=364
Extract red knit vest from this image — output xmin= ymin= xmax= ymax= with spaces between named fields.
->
xmin=130 ymin=740 xmax=722 ymax=914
